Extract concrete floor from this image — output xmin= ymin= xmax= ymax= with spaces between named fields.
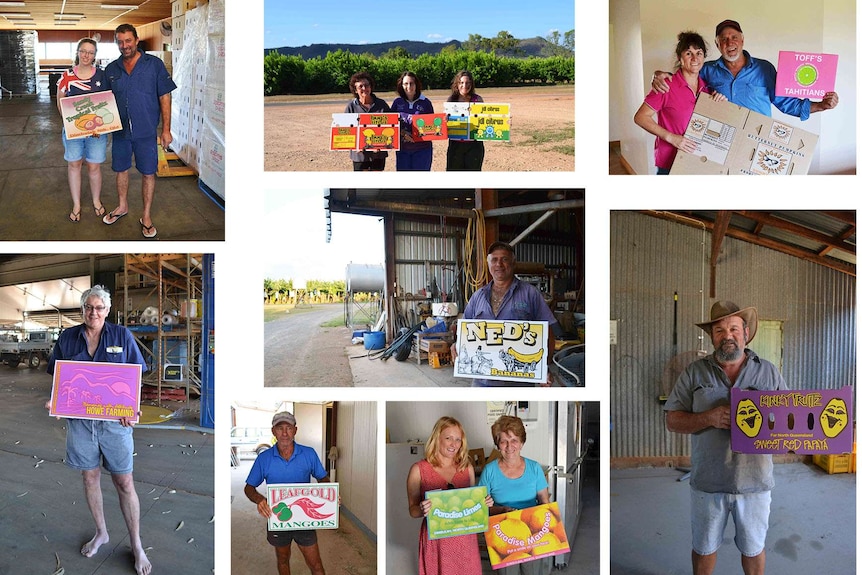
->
xmin=0 ymin=365 xmax=214 ymax=574
xmin=230 ymin=458 xmax=377 ymax=575
xmin=0 ymin=90 xmax=224 ymax=241
xmin=610 ymin=463 xmax=856 ymax=575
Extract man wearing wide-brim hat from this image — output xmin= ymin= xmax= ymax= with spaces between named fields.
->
xmin=663 ymin=301 xmax=787 ymax=575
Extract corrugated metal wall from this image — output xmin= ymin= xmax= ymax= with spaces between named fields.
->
xmin=336 ymin=401 xmax=377 ymax=535
xmin=392 ymin=214 xmax=579 ymax=303
xmin=610 ymin=211 xmax=856 ymax=459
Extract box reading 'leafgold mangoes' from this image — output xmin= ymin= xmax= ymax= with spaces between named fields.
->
xmin=484 ymin=502 xmax=570 ymax=569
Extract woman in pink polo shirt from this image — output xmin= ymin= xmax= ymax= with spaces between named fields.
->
xmin=634 ymin=31 xmax=725 ymax=174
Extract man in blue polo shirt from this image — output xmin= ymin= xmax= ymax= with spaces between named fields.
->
xmin=652 ymin=19 xmax=839 ymax=119
xmin=456 ymin=241 xmax=560 ymax=387
xmin=47 ymin=285 xmax=151 ymax=575
xmin=245 ymin=411 xmax=332 ymax=575
xmin=102 ymin=23 xmax=177 ymax=239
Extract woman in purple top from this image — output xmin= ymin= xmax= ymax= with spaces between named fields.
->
xmin=446 ymin=70 xmax=485 ymax=171
xmin=633 ymin=32 xmax=725 ymax=174
xmin=390 ymin=71 xmax=435 ymax=171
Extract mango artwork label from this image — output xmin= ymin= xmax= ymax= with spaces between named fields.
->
xmin=730 ymin=387 xmax=853 ymax=454
xmin=49 ymin=360 xmax=142 ymax=423
xmin=425 ymin=486 xmax=489 ymax=540
xmin=484 ymin=502 xmax=570 ymax=569
xmin=454 ymin=319 xmax=548 ymax=383
xmin=59 ymin=92 xmax=124 ymax=139
xmin=267 ymin=483 xmax=339 ymax=530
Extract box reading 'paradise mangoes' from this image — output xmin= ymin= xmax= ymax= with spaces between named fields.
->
xmin=484 ymin=502 xmax=570 ymax=569
xmin=425 ymin=486 xmax=489 ymax=540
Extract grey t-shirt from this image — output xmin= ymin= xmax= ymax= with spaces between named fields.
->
xmin=664 ymin=349 xmax=787 ymax=493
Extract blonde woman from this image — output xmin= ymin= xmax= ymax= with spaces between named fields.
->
xmin=407 ymin=416 xmax=491 ymax=575
xmin=56 ymin=38 xmax=108 ymax=222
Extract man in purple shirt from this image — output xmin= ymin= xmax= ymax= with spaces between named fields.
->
xmin=457 ymin=241 xmax=559 ymax=387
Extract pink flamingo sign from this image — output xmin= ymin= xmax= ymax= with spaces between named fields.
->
xmin=49 ymin=360 xmax=142 ymax=423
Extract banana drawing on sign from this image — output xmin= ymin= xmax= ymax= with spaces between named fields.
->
xmin=454 ymin=319 xmax=548 ymax=384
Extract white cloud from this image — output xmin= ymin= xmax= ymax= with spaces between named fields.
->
xmin=358 ymin=40 xmax=368 ymax=45
xmin=427 ymin=33 xmax=442 ymax=39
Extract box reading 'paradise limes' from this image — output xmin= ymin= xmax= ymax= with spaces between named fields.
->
xmin=485 ymin=502 xmax=570 ymax=569
xmin=425 ymin=486 xmax=489 ymax=540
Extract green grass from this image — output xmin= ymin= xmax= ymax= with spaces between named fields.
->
xmin=263 ymin=303 xmax=338 ymax=323
xmin=320 ymin=315 xmax=346 ymax=328
xmin=526 ymin=126 xmax=574 ymax=146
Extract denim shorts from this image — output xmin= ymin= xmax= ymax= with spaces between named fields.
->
xmin=62 ymin=129 xmax=108 ymax=163
xmin=267 ymin=529 xmax=317 ymax=548
xmin=112 ymin=135 xmax=158 ymax=175
xmin=66 ymin=418 xmax=134 ymax=474
xmin=691 ymin=488 xmax=771 ymax=556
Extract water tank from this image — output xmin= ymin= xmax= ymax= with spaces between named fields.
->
xmin=345 ymin=263 xmax=384 ymax=294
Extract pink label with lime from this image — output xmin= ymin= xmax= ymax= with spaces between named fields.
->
xmin=776 ymin=51 xmax=838 ymax=99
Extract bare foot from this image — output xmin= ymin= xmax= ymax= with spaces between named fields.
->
xmin=81 ymin=531 xmax=109 ymax=557
xmin=134 ymin=546 xmax=152 ymax=575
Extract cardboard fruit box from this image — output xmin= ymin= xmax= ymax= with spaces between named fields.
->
xmin=484 ymin=502 xmax=570 ymax=569
xmin=730 ymin=387 xmax=853 ymax=454
xmin=670 ymin=94 xmax=818 ymax=175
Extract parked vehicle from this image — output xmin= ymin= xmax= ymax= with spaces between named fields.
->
xmin=0 ymin=331 xmax=54 ymax=369
xmin=230 ymin=426 xmax=275 ymax=458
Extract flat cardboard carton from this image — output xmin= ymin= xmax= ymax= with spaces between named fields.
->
xmin=670 ymin=94 xmax=819 ymax=175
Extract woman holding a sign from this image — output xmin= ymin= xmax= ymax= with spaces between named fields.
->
xmin=344 ymin=71 xmax=391 ymax=171
xmin=446 ymin=70 xmax=485 ymax=171
xmin=633 ymin=32 xmax=725 ymax=174
xmin=391 ymin=71 xmax=435 ymax=171
xmin=479 ymin=416 xmax=551 ymax=575
xmin=407 ymin=416 xmax=489 ymax=575
xmin=56 ymin=38 xmax=109 ymax=222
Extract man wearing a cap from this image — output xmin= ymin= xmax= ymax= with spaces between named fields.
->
xmin=456 ymin=241 xmax=559 ymax=387
xmin=653 ymin=19 xmax=839 ymax=120
xmin=663 ymin=301 xmax=787 ymax=575
xmin=244 ymin=411 xmax=332 ymax=575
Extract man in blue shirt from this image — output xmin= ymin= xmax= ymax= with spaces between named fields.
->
xmin=653 ymin=19 xmax=839 ymax=119
xmin=102 ymin=23 xmax=177 ymax=239
xmin=47 ymin=285 xmax=151 ymax=575
xmin=245 ymin=411 xmax=332 ymax=575
xmin=456 ymin=241 xmax=560 ymax=387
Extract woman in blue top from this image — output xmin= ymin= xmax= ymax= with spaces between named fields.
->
xmin=56 ymin=38 xmax=109 ymax=222
xmin=390 ymin=71 xmax=434 ymax=171
xmin=479 ymin=415 xmax=550 ymax=575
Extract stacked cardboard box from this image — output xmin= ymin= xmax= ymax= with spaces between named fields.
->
xmin=169 ymin=0 xmax=224 ymax=199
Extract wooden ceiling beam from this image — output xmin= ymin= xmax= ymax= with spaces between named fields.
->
xmin=735 ymin=211 xmax=856 ymax=255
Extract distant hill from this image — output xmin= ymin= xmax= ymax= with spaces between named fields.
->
xmin=265 ymin=37 xmax=564 ymax=59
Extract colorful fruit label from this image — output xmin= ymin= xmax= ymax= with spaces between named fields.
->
xmin=485 ymin=502 xmax=570 ymax=569
xmin=443 ymin=102 xmax=511 ymax=142
xmin=454 ymin=319 xmax=549 ymax=383
xmin=470 ymin=103 xmax=510 ymax=141
xmin=49 ymin=360 xmax=142 ymax=423
xmin=411 ymin=113 xmax=448 ymax=141
xmin=59 ymin=92 xmax=123 ymax=139
xmin=267 ymin=483 xmax=339 ymax=531
xmin=358 ymin=125 xmax=400 ymax=151
xmin=776 ymin=51 xmax=838 ymax=99
xmin=731 ymin=387 xmax=853 ymax=454
xmin=425 ymin=486 xmax=489 ymax=540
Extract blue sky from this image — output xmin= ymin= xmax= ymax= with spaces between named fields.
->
xmin=263 ymin=190 xmax=384 ymax=287
xmin=264 ymin=0 xmax=575 ymax=49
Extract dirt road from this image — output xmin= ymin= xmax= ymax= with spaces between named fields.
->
xmin=263 ymin=304 xmax=353 ymax=387
xmin=264 ymin=85 xmax=574 ymax=171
